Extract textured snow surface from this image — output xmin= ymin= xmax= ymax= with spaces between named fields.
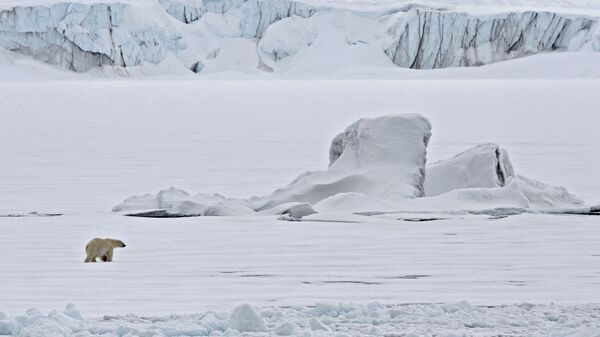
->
xmin=2 ymin=212 xmax=600 ymax=318
xmin=0 ymin=0 xmax=598 ymax=74
xmin=2 ymin=302 xmax=600 ymax=336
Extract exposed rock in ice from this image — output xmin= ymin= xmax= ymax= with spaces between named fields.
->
xmin=112 ymin=187 xmax=254 ymax=216
xmin=250 ymin=114 xmax=432 ymax=212
xmin=385 ymin=10 xmax=597 ymax=69
xmin=425 ymin=143 xmax=514 ymax=197
xmin=229 ymin=303 xmax=266 ymax=332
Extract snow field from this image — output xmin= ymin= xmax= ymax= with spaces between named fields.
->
xmin=2 ymin=212 xmax=600 ymax=318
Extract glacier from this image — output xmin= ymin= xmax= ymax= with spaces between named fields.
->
xmin=384 ymin=10 xmax=596 ymax=68
xmin=0 ymin=0 xmax=598 ymax=73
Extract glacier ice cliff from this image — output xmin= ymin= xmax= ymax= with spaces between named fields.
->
xmin=384 ymin=9 xmax=596 ymax=68
xmin=0 ymin=3 xmax=188 ymax=72
xmin=0 ymin=1 xmax=598 ymax=73
xmin=160 ymin=0 xmax=315 ymax=38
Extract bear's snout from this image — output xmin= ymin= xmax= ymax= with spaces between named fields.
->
xmin=122 ymin=243 xmax=126 ymax=247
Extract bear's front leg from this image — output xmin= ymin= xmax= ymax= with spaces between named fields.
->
xmin=106 ymin=249 xmax=113 ymax=262
xmin=101 ymin=255 xmax=108 ymax=262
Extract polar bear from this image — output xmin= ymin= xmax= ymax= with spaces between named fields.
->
xmin=84 ymin=238 xmax=126 ymax=263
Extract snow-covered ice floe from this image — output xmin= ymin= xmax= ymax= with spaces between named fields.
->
xmin=114 ymin=114 xmax=591 ymax=218
xmin=2 ymin=302 xmax=600 ymax=336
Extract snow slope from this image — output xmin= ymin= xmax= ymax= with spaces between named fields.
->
xmin=0 ymin=0 xmax=598 ymax=75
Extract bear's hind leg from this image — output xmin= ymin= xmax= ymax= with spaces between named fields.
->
xmin=101 ymin=255 xmax=108 ymax=262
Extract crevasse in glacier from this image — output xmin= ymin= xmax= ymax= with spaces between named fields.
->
xmin=384 ymin=9 xmax=596 ymax=68
xmin=0 ymin=1 xmax=598 ymax=73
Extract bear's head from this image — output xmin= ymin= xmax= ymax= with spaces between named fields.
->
xmin=108 ymin=238 xmax=126 ymax=248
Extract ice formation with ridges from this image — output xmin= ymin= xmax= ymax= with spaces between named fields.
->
xmin=0 ymin=0 xmax=598 ymax=73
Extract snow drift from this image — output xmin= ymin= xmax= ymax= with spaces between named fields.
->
xmin=0 ymin=0 xmax=598 ymax=74
xmin=114 ymin=113 xmax=586 ymax=217
xmin=112 ymin=187 xmax=254 ymax=216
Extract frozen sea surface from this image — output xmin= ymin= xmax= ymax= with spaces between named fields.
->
xmin=1 ymin=80 xmax=599 ymax=213
xmin=1 ymin=79 xmax=600 ymax=323
xmin=2 ymin=213 xmax=600 ymax=318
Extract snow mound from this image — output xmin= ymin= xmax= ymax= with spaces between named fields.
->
xmin=229 ymin=303 xmax=266 ymax=332
xmin=113 ymin=187 xmax=254 ymax=216
xmin=250 ymin=114 xmax=432 ymax=212
xmin=258 ymin=202 xmax=318 ymax=219
xmin=425 ymin=143 xmax=514 ymax=197
xmin=403 ymin=175 xmax=585 ymax=213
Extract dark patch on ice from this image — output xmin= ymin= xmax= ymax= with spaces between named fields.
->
xmin=384 ymin=274 xmax=431 ymax=280
xmin=400 ymin=217 xmax=448 ymax=222
xmin=444 ymin=233 xmax=458 ymax=236
xmin=562 ymin=207 xmax=600 ymax=216
xmin=323 ymin=280 xmax=382 ymax=285
xmin=239 ymin=274 xmax=276 ymax=278
xmin=125 ymin=210 xmax=196 ymax=218
xmin=469 ymin=208 xmax=527 ymax=216
xmin=302 ymin=219 xmax=362 ymax=224
xmin=219 ymin=271 xmax=246 ymax=274
xmin=509 ymin=280 xmax=526 ymax=286
xmin=0 ymin=212 xmax=62 ymax=217
xmin=488 ymin=215 xmax=510 ymax=220
xmin=190 ymin=61 xmax=203 ymax=73
xmin=354 ymin=211 xmax=387 ymax=216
